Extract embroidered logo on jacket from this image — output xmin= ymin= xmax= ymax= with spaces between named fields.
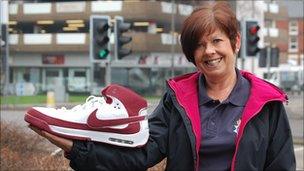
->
xmin=233 ymin=119 xmax=241 ymax=134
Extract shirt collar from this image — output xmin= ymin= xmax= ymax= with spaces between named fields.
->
xmin=198 ymin=68 xmax=250 ymax=106
xmin=228 ymin=69 xmax=250 ymax=106
xmin=198 ymin=74 xmax=213 ymax=105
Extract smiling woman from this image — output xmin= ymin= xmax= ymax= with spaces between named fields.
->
xmin=181 ymin=2 xmax=241 ymax=102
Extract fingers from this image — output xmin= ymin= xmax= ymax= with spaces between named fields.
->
xmin=28 ymin=125 xmax=58 ymax=140
xmin=28 ymin=125 xmax=45 ymax=137
xmin=28 ymin=125 xmax=73 ymax=152
xmin=44 ymin=133 xmax=73 ymax=152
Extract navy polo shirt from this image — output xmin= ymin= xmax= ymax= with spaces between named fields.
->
xmin=198 ymin=69 xmax=250 ymax=171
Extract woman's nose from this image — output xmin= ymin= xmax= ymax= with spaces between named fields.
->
xmin=205 ymin=44 xmax=216 ymax=55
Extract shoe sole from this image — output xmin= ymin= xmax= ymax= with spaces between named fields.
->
xmin=25 ymin=111 xmax=149 ymax=147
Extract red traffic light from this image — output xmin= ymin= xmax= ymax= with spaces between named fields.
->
xmin=249 ymin=25 xmax=260 ymax=35
xmin=245 ymin=20 xmax=260 ymax=56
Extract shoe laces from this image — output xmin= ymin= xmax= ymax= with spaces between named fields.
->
xmin=60 ymin=96 xmax=105 ymax=111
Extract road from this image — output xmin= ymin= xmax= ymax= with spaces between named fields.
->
xmin=1 ymin=94 xmax=303 ymax=170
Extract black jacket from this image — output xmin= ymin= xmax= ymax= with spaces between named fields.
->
xmin=69 ymin=71 xmax=296 ymax=171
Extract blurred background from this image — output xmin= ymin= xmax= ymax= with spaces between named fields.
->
xmin=0 ymin=0 xmax=303 ymax=170
xmin=1 ymin=0 xmax=303 ymax=97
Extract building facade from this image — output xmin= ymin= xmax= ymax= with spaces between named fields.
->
xmin=7 ymin=0 xmax=202 ymax=95
xmin=3 ymin=0 xmax=303 ymax=96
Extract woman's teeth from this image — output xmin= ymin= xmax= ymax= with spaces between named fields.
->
xmin=204 ymin=57 xmax=222 ymax=67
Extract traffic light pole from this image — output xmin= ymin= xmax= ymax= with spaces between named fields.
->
xmin=170 ymin=0 xmax=175 ymax=77
xmin=266 ymin=46 xmax=271 ymax=79
xmin=241 ymin=19 xmax=246 ymax=70
xmin=251 ymin=0 xmax=255 ymax=74
xmin=0 ymin=0 xmax=10 ymax=96
xmin=105 ymin=61 xmax=111 ymax=86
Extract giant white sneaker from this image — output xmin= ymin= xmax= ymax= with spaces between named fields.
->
xmin=24 ymin=84 xmax=149 ymax=147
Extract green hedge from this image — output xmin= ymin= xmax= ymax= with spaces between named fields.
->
xmin=0 ymin=95 xmax=160 ymax=105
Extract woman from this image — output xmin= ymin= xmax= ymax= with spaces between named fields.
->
xmin=30 ymin=2 xmax=295 ymax=171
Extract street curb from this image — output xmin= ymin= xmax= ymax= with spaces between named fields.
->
xmin=1 ymin=104 xmax=78 ymax=111
xmin=1 ymin=106 xmax=29 ymax=111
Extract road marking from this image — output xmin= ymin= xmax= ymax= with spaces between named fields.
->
xmin=294 ymin=146 xmax=304 ymax=152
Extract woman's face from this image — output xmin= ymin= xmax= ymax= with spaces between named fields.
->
xmin=194 ymin=29 xmax=240 ymax=79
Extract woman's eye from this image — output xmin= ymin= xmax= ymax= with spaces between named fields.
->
xmin=197 ymin=43 xmax=205 ymax=49
xmin=213 ymin=39 xmax=221 ymax=43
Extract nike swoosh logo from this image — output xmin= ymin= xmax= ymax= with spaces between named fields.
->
xmin=87 ymin=109 xmax=146 ymax=128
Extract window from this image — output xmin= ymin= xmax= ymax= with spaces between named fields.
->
xmin=289 ymin=36 xmax=298 ymax=52
xmin=265 ymin=19 xmax=276 ymax=28
xmin=74 ymin=71 xmax=86 ymax=77
xmin=265 ymin=20 xmax=272 ymax=28
xmin=46 ymin=70 xmax=59 ymax=77
xmin=289 ymin=20 xmax=298 ymax=35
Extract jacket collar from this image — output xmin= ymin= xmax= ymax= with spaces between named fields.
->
xmin=168 ymin=70 xmax=287 ymax=110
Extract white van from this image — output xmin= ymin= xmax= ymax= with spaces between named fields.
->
xmin=264 ymin=64 xmax=303 ymax=91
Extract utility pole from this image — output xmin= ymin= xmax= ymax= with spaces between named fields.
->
xmin=266 ymin=46 xmax=271 ymax=79
xmin=241 ymin=19 xmax=245 ymax=70
xmin=251 ymin=0 xmax=255 ymax=74
xmin=0 ymin=1 xmax=10 ymax=95
xmin=170 ymin=0 xmax=175 ymax=77
xmin=105 ymin=61 xmax=111 ymax=86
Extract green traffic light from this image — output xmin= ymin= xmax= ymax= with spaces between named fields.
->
xmin=98 ymin=49 xmax=109 ymax=59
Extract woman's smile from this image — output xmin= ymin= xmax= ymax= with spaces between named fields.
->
xmin=203 ymin=57 xmax=223 ymax=68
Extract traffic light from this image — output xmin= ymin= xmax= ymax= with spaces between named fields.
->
xmin=245 ymin=20 xmax=260 ymax=56
xmin=258 ymin=47 xmax=280 ymax=68
xmin=270 ymin=47 xmax=279 ymax=67
xmin=259 ymin=48 xmax=267 ymax=67
xmin=90 ymin=15 xmax=111 ymax=62
xmin=114 ymin=16 xmax=132 ymax=60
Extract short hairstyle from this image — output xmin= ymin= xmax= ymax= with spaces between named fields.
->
xmin=180 ymin=2 xmax=240 ymax=64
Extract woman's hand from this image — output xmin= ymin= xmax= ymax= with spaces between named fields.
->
xmin=29 ymin=125 xmax=73 ymax=152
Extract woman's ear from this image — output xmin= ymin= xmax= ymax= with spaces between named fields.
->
xmin=235 ymin=32 xmax=241 ymax=53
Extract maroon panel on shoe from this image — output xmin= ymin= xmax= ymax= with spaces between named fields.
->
xmin=101 ymin=84 xmax=147 ymax=119
xmin=25 ymin=107 xmax=141 ymax=134
xmin=87 ymin=109 xmax=145 ymax=128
